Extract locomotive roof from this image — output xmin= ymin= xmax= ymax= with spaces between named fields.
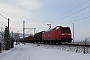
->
xmin=45 ymin=26 xmax=70 ymax=32
xmin=53 ymin=26 xmax=69 ymax=30
xmin=38 ymin=26 xmax=70 ymax=33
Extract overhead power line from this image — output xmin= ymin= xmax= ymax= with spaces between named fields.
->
xmin=51 ymin=0 xmax=90 ymax=24
xmin=0 ymin=14 xmax=8 ymax=20
xmin=68 ymin=11 xmax=90 ymax=22
xmin=52 ymin=6 xmax=90 ymax=24
xmin=62 ymin=0 xmax=90 ymax=15
xmin=64 ymin=16 xmax=90 ymax=25
xmin=79 ymin=15 xmax=90 ymax=20
xmin=64 ymin=6 xmax=90 ymax=18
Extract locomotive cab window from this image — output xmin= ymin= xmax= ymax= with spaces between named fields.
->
xmin=61 ymin=28 xmax=70 ymax=32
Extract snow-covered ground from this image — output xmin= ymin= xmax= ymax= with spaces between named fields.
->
xmin=0 ymin=43 xmax=90 ymax=60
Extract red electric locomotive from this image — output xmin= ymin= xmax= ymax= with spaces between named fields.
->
xmin=42 ymin=26 xmax=72 ymax=44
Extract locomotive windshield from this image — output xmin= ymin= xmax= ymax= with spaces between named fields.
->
xmin=61 ymin=28 xmax=70 ymax=32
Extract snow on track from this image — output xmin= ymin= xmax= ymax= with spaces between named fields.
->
xmin=0 ymin=43 xmax=90 ymax=60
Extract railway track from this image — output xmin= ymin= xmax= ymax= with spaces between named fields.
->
xmin=60 ymin=43 xmax=90 ymax=47
xmin=33 ymin=42 xmax=90 ymax=47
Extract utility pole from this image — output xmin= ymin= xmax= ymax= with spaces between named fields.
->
xmin=23 ymin=21 xmax=25 ymax=42
xmin=8 ymin=18 xmax=10 ymax=41
xmin=7 ymin=18 xmax=10 ymax=50
xmin=72 ymin=23 xmax=74 ymax=42
xmin=8 ymin=18 xmax=10 ymax=33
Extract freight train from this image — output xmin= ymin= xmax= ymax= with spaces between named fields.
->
xmin=24 ymin=36 xmax=34 ymax=42
xmin=24 ymin=26 xmax=72 ymax=44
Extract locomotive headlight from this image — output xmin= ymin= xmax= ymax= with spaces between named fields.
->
xmin=62 ymin=34 xmax=65 ymax=35
xmin=68 ymin=34 xmax=71 ymax=35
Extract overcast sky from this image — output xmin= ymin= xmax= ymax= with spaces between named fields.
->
xmin=0 ymin=0 xmax=90 ymax=40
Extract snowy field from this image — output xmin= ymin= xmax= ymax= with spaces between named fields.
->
xmin=0 ymin=43 xmax=90 ymax=60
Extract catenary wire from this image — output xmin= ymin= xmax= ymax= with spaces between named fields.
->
xmin=63 ymin=15 xmax=90 ymax=25
xmin=51 ymin=0 xmax=90 ymax=24
xmin=71 ymin=11 xmax=90 ymax=20
xmin=52 ymin=6 xmax=90 ymax=24
xmin=0 ymin=14 xmax=8 ymax=20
